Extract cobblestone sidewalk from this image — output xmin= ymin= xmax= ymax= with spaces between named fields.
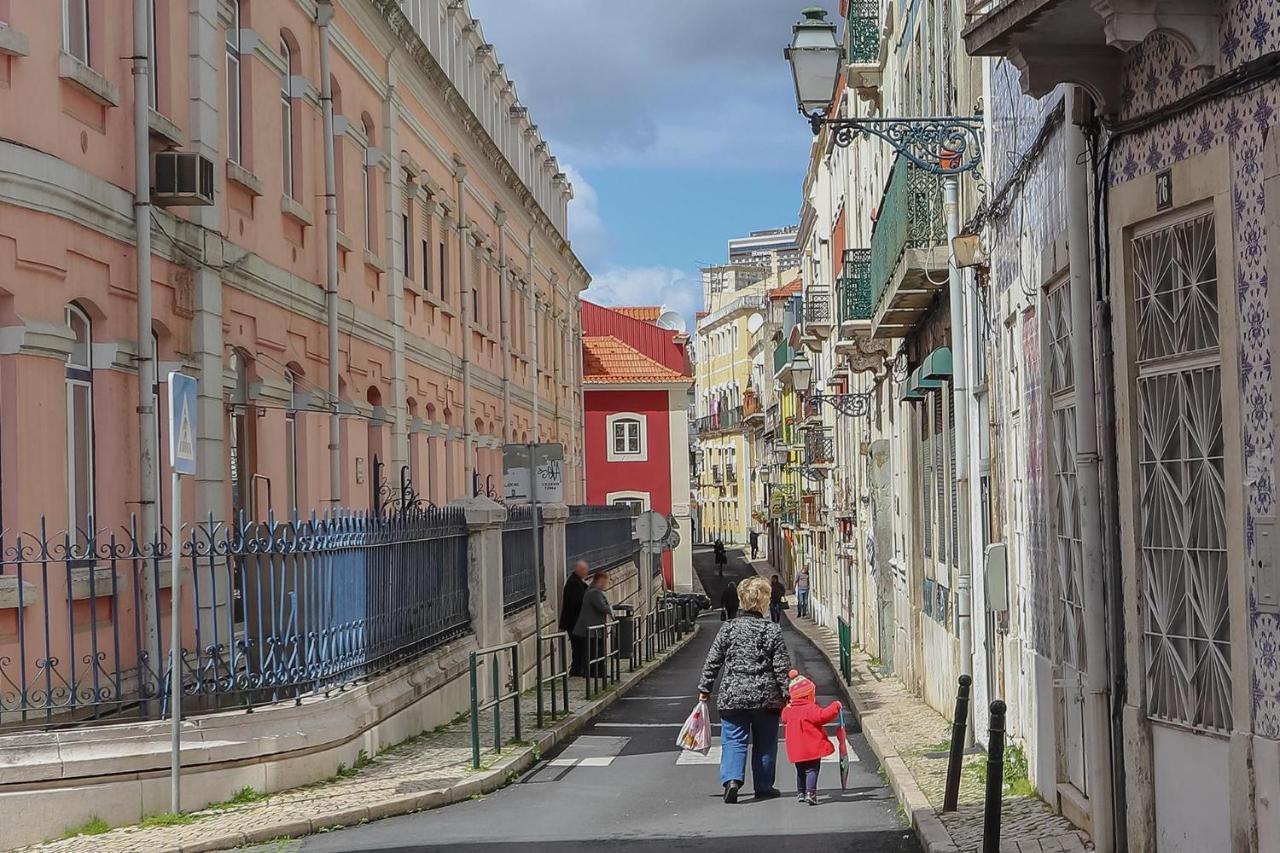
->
xmin=17 ymin=639 xmax=690 ymax=853
xmin=787 ymin=615 xmax=1092 ymax=853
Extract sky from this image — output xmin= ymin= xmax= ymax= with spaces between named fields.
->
xmin=466 ymin=0 xmax=823 ymax=328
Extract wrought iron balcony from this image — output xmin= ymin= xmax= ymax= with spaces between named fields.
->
xmin=805 ymin=427 xmax=835 ymax=467
xmin=837 ymin=248 xmax=873 ymax=327
xmin=742 ymin=391 xmax=764 ymax=424
xmin=711 ymin=465 xmax=723 ymax=484
xmin=803 ymin=289 xmax=833 ymax=338
xmin=726 ymin=464 xmax=738 ymax=483
xmin=846 ymin=0 xmax=883 ymax=99
xmin=869 ymin=155 xmax=948 ymax=339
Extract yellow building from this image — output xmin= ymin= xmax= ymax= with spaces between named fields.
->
xmin=694 ymin=264 xmax=796 ymax=546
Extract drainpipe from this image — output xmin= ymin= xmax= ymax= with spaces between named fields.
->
xmin=497 ymin=207 xmax=510 ymax=442
xmin=528 ymin=227 xmax=540 ymax=444
xmin=944 ymin=175 xmax=974 ymax=729
xmin=455 ymin=161 xmax=473 ymax=493
xmin=1065 ymin=85 xmax=1116 ymax=853
xmin=132 ymin=0 xmax=160 ymax=669
xmin=317 ymin=1 xmax=341 ymax=506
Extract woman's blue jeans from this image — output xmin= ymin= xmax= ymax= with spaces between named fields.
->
xmin=719 ymin=708 xmax=781 ymax=792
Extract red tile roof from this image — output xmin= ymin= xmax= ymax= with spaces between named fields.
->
xmin=768 ymin=278 xmax=802 ymax=298
xmin=582 ymin=335 xmax=691 ymax=384
xmin=613 ymin=306 xmax=663 ymax=323
xmin=581 ymin=301 xmax=690 ymax=375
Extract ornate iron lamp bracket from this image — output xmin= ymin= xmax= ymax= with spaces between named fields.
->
xmin=808 ymin=391 xmax=873 ymax=418
xmin=806 ymin=112 xmax=984 ymax=176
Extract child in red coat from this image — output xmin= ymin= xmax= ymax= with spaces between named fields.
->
xmin=781 ymin=669 xmax=841 ymax=805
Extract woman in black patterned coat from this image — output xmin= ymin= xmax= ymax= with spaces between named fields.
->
xmin=697 ymin=576 xmax=792 ymax=803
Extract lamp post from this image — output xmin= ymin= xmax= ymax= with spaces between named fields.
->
xmin=785 ymin=5 xmax=980 ymax=719
xmin=791 ymin=350 xmax=873 ymax=418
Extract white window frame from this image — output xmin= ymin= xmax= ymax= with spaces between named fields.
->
xmin=606 ymin=412 xmax=647 ymax=462
xmin=280 ymin=38 xmax=294 ymax=198
xmin=65 ymin=304 xmax=95 ymax=545
xmin=607 ymin=491 xmax=650 ymax=512
xmin=63 ymin=0 xmax=90 ymax=65
xmin=225 ymin=0 xmax=242 ymax=164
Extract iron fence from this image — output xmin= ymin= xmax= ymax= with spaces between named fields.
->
xmin=803 ymin=290 xmax=831 ymax=326
xmin=502 ymin=505 xmax=541 ymax=615
xmin=870 ymin=155 xmax=946 ymax=315
xmin=0 ymin=507 xmax=470 ymax=731
xmin=847 ymin=0 xmax=880 ymax=63
xmin=566 ymin=505 xmax=638 ymax=573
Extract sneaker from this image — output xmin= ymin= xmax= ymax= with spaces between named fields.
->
xmin=753 ymin=788 xmax=782 ymax=800
xmin=796 ymin=794 xmax=807 ymax=804
xmin=805 ymin=792 xmax=818 ymax=806
xmin=723 ymin=781 xmax=740 ymax=804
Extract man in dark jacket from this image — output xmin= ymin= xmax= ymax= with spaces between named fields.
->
xmin=560 ymin=560 xmax=590 ymax=675
xmin=572 ymin=571 xmax=612 ymax=678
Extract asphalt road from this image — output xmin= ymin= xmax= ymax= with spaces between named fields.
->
xmin=249 ymin=547 xmax=919 ymax=853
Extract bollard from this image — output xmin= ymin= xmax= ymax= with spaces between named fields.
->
xmin=981 ymin=699 xmax=1008 ymax=853
xmin=943 ymin=674 xmax=973 ymax=812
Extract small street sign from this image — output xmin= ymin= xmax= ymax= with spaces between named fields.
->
xmin=503 ymin=443 xmax=565 ymax=504
xmin=635 ymin=510 xmax=670 ymax=545
xmin=168 ymin=372 xmax=198 ymax=476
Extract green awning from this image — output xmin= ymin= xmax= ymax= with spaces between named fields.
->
xmin=902 ymin=366 xmax=943 ymax=402
xmin=922 ymin=346 xmax=953 ymax=380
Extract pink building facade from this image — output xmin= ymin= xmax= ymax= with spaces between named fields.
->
xmin=0 ymin=0 xmax=588 ymax=544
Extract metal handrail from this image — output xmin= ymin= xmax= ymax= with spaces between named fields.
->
xmin=584 ymin=622 xmax=621 ymax=700
xmin=535 ymin=631 xmax=571 ymax=728
xmin=469 ymin=641 xmax=522 ymax=769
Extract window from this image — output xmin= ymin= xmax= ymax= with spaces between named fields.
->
xmin=63 ymin=0 xmax=90 ymax=64
xmin=607 ymin=413 xmax=646 ymax=462
xmin=226 ymin=1 xmax=242 ymax=163
xmin=607 ymin=492 xmax=650 ymax=513
xmin=401 ymin=210 xmax=411 ymax=278
xmin=280 ymin=38 xmax=295 ymax=197
xmin=147 ymin=0 xmax=158 ymax=108
xmin=1133 ymin=211 xmax=1230 ymax=732
xmin=285 ymin=371 xmax=298 ymax=510
xmin=331 ymin=76 xmax=344 ymax=229
xmin=361 ymin=115 xmax=376 ymax=247
xmin=65 ymin=304 xmax=95 ymax=545
xmin=438 ymin=239 xmax=448 ymax=300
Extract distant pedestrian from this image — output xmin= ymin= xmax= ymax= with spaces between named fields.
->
xmin=781 ymin=669 xmax=841 ymax=805
xmin=560 ymin=560 xmax=590 ymax=675
xmin=795 ymin=565 xmax=811 ymax=619
xmin=572 ymin=571 xmax=612 ymax=678
xmin=749 ymin=529 xmax=760 ymax=560
xmin=713 ymin=539 xmax=727 ymax=576
xmin=698 ymin=576 xmax=792 ymax=804
xmin=720 ymin=581 xmax=739 ymax=621
xmin=770 ymin=574 xmax=786 ymax=623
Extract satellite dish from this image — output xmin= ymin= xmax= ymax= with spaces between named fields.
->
xmin=656 ymin=310 xmax=687 ymax=334
xmin=746 ymin=313 xmax=765 ymax=335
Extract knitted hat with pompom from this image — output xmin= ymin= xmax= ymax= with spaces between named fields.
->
xmin=787 ymin=669 xmax=816 ymax=701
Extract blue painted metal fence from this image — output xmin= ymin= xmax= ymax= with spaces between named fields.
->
xmin=0 ymin=507 xmax=469 ymax=730
xmin=565 ymin=504 xmax=638 ymax=573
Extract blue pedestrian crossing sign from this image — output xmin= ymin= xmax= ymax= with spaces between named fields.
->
xmin=168 ymin=371 xmax=198 ymax=476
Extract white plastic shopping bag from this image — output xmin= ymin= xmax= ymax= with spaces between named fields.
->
xmin=676 ymin=700 xmax=711 ymax=754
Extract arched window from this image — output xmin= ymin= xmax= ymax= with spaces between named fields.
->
xmin=361 ymin=113 xmax=377 ymax=247
xmin=330 ymin=76 xmax=345 ymax=229
xmin=226 ymin=0 xmax=244 ymax=163
xmin=279 ymin=34 xmax=301 ymax=198
xmin=65 ymin=304 xmax=95 ymax=541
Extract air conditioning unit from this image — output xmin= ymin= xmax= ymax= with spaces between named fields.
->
xmin=151 ymin=151 xmax=214 ymax=207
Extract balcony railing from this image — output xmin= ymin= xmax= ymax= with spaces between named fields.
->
xmin=773 ymin=338 xmax=793 ymax=376
xmin=712 ymin=465 xmax=723 ymax=484
xmin=726 ymin=464 xmax=738 ymax=483
xmin=803 ymin=290 xmax=831 ymax=328
xmin=870 ymin=155 xmax=946 ymax=317
xmin=805 ymin=427 xmax=835 ymax=466
xmin=697 ymin=407 xmax=743 ymax=435
xmin=838 ymin=248 xmax=873 ymax=324
xmin=847 ymin=0 xmax=880 ymax=63
xmin=743 ymin=391 xmax=763 ymax=420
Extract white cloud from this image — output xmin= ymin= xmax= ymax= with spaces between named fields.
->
xmin=562 ymin=164 xmax=610 ymax=270
xmin=584 ymin=266 xmax=702 ymax=331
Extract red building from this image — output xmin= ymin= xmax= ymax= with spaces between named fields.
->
xmin=581 ymin=303 xmax=694 ymax=591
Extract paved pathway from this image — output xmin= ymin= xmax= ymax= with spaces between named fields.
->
xmin=775 ymin=576 xmax=1092 ymax=853
xmin=242 ymin=547 xmax=920 ymax=853
xmin=19 ymin=631 xmax=686 ymax=853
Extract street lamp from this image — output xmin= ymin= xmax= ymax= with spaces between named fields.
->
xmin=774 ymin=442 xmax=791 ymax=466
xmin=784 ymin=7 xmax=843 ymax=116
xmin=791 ymin=350 xmax=813 ymax=393
xmin=784 ymin=8 xmax=983 ymax=176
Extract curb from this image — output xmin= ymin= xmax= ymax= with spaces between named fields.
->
xmin=782 ymin=612 xmax=959 ymax=853
xmin=165 ymin=627 xmax=700 ymax=853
